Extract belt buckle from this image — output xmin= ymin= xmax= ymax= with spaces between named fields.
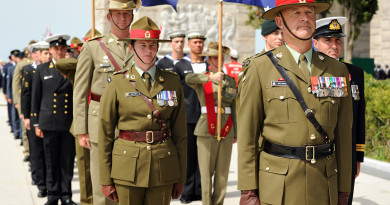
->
xmin=146 ymin=131 xmax=154 ymax=144
xmin=221 ymin=107 xmax=225 ymax=114
xmin=305 ymin=146 xmax=316 ymax=164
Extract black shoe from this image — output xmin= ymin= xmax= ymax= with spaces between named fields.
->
xmin=38 ymin=189 xmax=47 ymax=198
xmin=44 ymin=200 xmax=58 ymax=205
xmin=192 ymin=195 xmax=202 ymax=201
xmin=23 ymin=156 xmax=30 ymax=162
xmin=61 ymin=199 xmax=77 ymax=205
xmin=180 ymin=197 xmax=192 ymax=204
xmin=20 ymin=140 xmax=23 ymax=146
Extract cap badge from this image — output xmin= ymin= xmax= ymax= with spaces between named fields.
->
xmin=299 ymin=0 xmax=306 ymax=3
xmin=49 ymin=62 xmax=54 ymax=68
xmin=329 ymin=20 xmax=341 ymax=30
xmin=145 ymin=31 xmax=151 ymax=38
xmin=121 ymin=3 xmax=128 ymax=9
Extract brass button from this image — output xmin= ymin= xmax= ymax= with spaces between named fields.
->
xmin=65 ymin=111 xmax=68 ymax=114
xmin=200 ymin=116 xmax=204 ymax=119
xmin=335 ymin=169 xmax=338 ymax=173
xmin=265 ymin=167 xmax=270 ymax=171
xmin=310 ymin=134 xmax=316 ymax=140
xmin=123 ymin=151 xmax=127 ymax=154
xmin=30 ymin=113 xmax=33 ymax=117
xmin=54 ymin=93 xmax=57 ymax=97
xmin=53 ymin=111 xmax=57 ymax=114
xmin=65 ymin=100 xmax=68 ymax=103
xmin=307 ymin=87 xmax=312 ymax=93
xmin=103 ymin=68 xmax=107 ymax=72
xmin=279 ymin=96 xmax=285 ymax=100
xmin=148 ymin=98 xmax=152 ymax=102
xmin=65 ymin=105 xmax=68 ymax=108
xmin=34 ymin=113 xmax=37 ymax=117
xmin=53 ymin=99 xmax=57 ymax=102
xmin=331 ymin=100 xmax=335 ymax=104
xmin=92 ymin=111 xmax=96 ymax=114
xmin=53 ymin=105 xmax=57 ymax=108
xmin=168 ymin=152 xmax=171 ymax=155
xmin=65 ymin=93 xmax=68 ymax=97
xmin=123 ymin=63 xmax=127 ymax=67
xmin=147 ymin=114 xmax=152 ymax=120
xmin=146 ymin=146 xmax=151 ymax=150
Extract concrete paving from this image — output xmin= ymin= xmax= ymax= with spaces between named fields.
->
xmin=0 ymin=89 xmax=389 ymax=205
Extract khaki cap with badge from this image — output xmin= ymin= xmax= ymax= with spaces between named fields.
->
xmin=262 ymin=0 xmax=329 ymax=20
xmin=70 ymin=37 xmax=82 ymax=49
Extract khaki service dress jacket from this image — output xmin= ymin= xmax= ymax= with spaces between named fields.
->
xmin=73 ymin=33 xmax=133 ymax=143
xmin=98 ymin=65 xmax=187 ymax=188
xmin=237 ymin=45 xmax=352 ymax=205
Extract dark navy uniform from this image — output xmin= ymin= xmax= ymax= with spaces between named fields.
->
xmin=21 ymin=62 xmax=47 ymax=195
xmin=31 ymin=60 xmax=75 ymax=204
xmin=157 ymin=53 xmax=190 ymax=71
xmin=345 ymin=62 xmax=365 ymax=205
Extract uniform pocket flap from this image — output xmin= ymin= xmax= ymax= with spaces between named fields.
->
xmin=326 ymin=158 xmax=338 ymax=177
xmin=319 ymin=97 xmax=340 ymax=105
xmin=156 ymin=148 xmax=177 ymax=159
xmin=112 ymin=145 xmax=140 ymax=158
xmin=259 ymin=151 xmax=289 ymax=175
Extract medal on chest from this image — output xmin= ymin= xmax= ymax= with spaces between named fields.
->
xmin=311 ymin=76 xmax=348 ymax=97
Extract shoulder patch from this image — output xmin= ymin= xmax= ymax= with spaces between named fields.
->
xmin=87 ymin=35 xmax=104 ymax=42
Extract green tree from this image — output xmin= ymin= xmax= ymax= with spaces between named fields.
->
xmin=338 ymin=0 xmax=378 ymax=63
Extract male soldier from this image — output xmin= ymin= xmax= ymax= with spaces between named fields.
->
xmin=237 ymin=1 xmax=353 ymax=205
xmin=173 ymin=30 xmax=206 ymax=204
xmin=56 ymin=28 xmax=102 ymax=205
xmin=224 ymin=48 xmax=242 ymax=85
xmin=31 ymin=34 xmax=76 ymax=205
xmin=3 ymin=52 xmax=17 ymax=132
xmin=313 ymin=16 xmax=366 ymax=205
xmin=73 ymin=1 xmax=140 ymax=204
xmin=261 ymin=20 xmax=283 ymax=53
xmin=70 ymin=37 xmax=83 ymax=58
xmin=21 ymin=41 xmax=51 ymax=198
xmin=157 ymin=30 xmax=190 ymax=71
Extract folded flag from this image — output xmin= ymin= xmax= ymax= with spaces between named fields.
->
xmin=223 ymin=0 xmax=275 ymax=11
xmin=142 ymin=0 xmax=179 ymax=11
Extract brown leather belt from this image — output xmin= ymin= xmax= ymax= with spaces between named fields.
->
xmin=91 ymin=93 xmax=101 ymax=102
xmin=119 ymin=130 xmax=169 ymax=144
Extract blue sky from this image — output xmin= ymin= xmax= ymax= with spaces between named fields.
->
xmin=0 ymin=0 xmax=91 ymax=61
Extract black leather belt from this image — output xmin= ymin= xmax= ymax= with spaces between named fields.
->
xmin=263 ymin=139 xmax=335 ymax=163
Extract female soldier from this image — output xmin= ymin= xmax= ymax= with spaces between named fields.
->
xmin=185 ymin=42 xmax=237 ymax=205
xmin=98 ymin=16 xmax=187 ymax=205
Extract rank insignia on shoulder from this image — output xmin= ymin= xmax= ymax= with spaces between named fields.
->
xmin=157 ymin=91 xmax=178 ymax=107
xmin=246 ymin=60 xmax=251 ymax=66
xmin=25 ymin=82 xmax=29 ymax=88
xmin=159 ymin=76 xmax=164 ymax=82
xmin=125 ymin=92 xmax=141 ymax=97
xmin=276 ymin=53 xmax=283 ymax=59
xmin=49 ymin=62 xmax=54 ymax=68
xmin=318 ymin=55 xmax=325 ymax=61
xmin=311 ymin=76 xmax=348 ymax=98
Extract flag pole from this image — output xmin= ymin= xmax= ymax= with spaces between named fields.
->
xmin=91 ymin=0 xmax=96 ymax=37
xmin=217 ymin=0 xmax=223 ymax=141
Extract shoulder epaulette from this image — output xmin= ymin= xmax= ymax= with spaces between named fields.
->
xmin=87 ymin=35 xmax=104 ymax=42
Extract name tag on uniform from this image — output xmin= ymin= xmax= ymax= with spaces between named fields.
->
xmin=44 ymin=75 xmax=53 ymax=80
xmin=271 ymin=81 xmax=287 ymax=87
xmin=184 ymin=70 xmax=193 ymax=74
xmin=100 ymin=64 xmax=111 ymax=68
xmin=125 ymin=92 xmax=141 ymax=97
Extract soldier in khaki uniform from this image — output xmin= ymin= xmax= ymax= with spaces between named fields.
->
xmin=185 ymin=42 xmax=237 ymax=205
xmin=73 ymin=1 xmax=140 ymax=205
xmin=98 ymin=16 xmax=187 ymax=205
xmin=237 ymin=0 xmax=353 ymax=205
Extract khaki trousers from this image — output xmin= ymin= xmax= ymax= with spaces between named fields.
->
xmin=91 ymin=142 xmax=118 ymax=205
xmin=197 ymin=136 xmax=233 ymax=205
xmin=75 ymin=136 xmax=93 ymax=205
xmin=22 ymin=122 xmax=29 ymax=156
xmin=115 ymin=184 xmax=173 ymax=205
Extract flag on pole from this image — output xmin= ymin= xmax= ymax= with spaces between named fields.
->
xmin=141 ymin=0 xmax=179 ymax=11
xmin=223 ymin=0 xmax=275 ymax=11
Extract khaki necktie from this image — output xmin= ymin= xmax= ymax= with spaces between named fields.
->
xmin=143 ymin=72 xmax=151 ymax=91
xmin=119 ymin=41 xmax=127 ymax=57
xmin=299 ymin=54 xmax=310 ymax=81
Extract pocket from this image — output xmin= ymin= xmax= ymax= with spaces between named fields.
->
xmin=110 ymin=145 xmax=139 ymax=182
xmin=326 ymin=158 xmax=338 ymax=205
xmin=319 ymin=97 xmax=340 ymax=127
xmin=97 ymin=64 xmax=115 ymax=85
xmin=258 ymin=151 xmax=289 ymax=204
xmin=267 ymin=92 xmax=298 ymax=124
xmin=156 ymin=148 xmax=180 ymax=182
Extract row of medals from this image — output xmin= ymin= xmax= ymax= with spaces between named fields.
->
xmin=311 ymin=76 xmax=347 ymax=98
xmin=157 ymin=91 xmax=178 ymax=107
